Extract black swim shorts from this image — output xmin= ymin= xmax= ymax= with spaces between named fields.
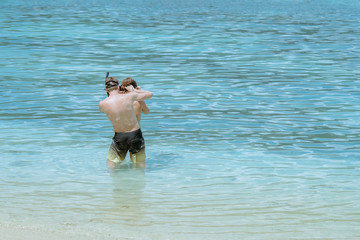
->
xmin=107 ymin=128 xmax=145 ymax=163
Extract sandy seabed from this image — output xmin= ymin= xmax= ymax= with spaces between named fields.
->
xmin=0 ymin=223 xmax=132 ymax=240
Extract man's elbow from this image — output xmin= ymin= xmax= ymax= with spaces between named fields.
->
xmin=143 ymin=108 xmax=150 ymax=114
xmin=142 ymin=92 xmax=153 ymax=100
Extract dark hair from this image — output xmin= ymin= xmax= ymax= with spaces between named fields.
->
xmin=121 ymin=77 xmax=137 ymax=91
xmin=105 ymin=77 xmax=119 ymax=91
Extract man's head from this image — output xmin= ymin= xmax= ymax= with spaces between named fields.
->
xmin=105 ymin=77 xmax=119 ymax=92
xmin=121 ymin=77 xmax=137 ymax=92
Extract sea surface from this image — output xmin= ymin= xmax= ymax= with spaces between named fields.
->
xmin=1 ymin=0 xmax=360 ymax=239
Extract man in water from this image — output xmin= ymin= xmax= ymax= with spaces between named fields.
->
xmin=99 ymin=76 xmax=153 ymax=168
xmin=121 ymin=77 xmax=150 ymax=124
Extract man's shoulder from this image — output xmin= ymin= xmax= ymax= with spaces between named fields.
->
xmin=98 ymin=99 xmax=106 ymax=112
xmin=99 ymin=97 xmax=109 ymax=105
xmin=99 ymin=96 xmax=113 ymax=109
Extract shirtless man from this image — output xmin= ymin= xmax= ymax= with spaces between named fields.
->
xmin=121 ymin=77 xmax=149 ymax=124
xmin=99 ymin=76 xmax=153 ymax=168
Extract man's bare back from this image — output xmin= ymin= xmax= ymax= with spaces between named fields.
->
xmin=99 ymin=85 xmax=152 ymax=132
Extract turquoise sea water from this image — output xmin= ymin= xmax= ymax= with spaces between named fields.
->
xmin=1 ymin=0 xmax=360 ymax=239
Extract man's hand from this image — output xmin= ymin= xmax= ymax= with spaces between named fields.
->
xmin=125 ymin=85 xmax=135 ymax=92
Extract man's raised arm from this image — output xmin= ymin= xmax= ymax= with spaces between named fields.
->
xmin=135 ymin=89 xmax=153 ymax=101
xmin=125 ymin=85 xmax=153 ymax=101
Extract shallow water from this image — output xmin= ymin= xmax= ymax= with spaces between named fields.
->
xmin=1 ymin=0 xmax=360 ymax=239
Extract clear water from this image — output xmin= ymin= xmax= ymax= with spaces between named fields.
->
xmin=1 ymin=0 xmax=360 ymax=239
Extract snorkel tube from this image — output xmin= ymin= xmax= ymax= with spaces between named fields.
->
xmin=106 ymin=72 xmax=110 ymax=96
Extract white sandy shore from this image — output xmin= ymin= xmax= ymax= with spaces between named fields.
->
xmin=0 ymin=223 xmax=131 ymax=240
xmin=0 ymin=221 xmax=190 ymax=240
